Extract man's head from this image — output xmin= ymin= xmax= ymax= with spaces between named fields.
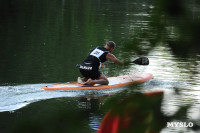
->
xmin=105 ymin=41 xmax=116 ymax=52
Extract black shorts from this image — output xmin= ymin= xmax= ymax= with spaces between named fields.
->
xmin=79 ymin=63 xmax=101 ymax=80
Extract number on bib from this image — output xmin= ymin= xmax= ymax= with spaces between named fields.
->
xmin=90 ymin=48 xmax=104 ymax=58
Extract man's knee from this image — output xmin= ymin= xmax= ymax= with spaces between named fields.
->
xmin=104 ymin=79 xmax=109 ymax=85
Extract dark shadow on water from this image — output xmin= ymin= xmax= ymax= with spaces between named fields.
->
xmin=0 ymin=98 xmax=91 ymax=133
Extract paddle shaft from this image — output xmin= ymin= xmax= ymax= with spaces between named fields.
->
xmin=76 ymin=57 xmax=149 ymax=67
xmin=104 ymin=57 xmax=149 ymax=65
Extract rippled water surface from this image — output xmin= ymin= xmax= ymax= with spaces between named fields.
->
xmin=0 ymin=0 xmax=200 ymax=133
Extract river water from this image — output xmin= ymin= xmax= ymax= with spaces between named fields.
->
xmin=0 ymin=0 xmax=200 ymax=133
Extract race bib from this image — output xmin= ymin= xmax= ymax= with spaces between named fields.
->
xmin=90 ymin=48 xmax=104 ymax=58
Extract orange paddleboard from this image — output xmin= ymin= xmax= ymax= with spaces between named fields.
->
xmin=42 ymin=73 xmax=153 ymax=91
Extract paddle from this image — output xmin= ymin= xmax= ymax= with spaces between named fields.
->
xmin=76 ymin=57 xmax=149 ymax=67
xmin=103 ymin=57 xmax=149 ymax=65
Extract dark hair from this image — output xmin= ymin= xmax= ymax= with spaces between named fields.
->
xmin=106 ymin=41 xmax=116 ymax=48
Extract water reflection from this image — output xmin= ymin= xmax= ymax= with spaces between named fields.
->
xmin=142 ymin=44 xmax=200 ymax=132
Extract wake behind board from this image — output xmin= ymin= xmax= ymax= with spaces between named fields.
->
xmin=42 ymin=73 xmax=153 ymax=91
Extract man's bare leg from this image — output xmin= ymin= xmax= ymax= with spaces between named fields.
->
xmin=83 ymin=74 xmax=109 ymax=85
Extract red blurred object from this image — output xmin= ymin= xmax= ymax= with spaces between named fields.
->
xmin=97 ymin=91 xmax=164 ymax=133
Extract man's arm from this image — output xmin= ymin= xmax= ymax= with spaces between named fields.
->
xmin=106 ymin=53 xmax=123 ymax=66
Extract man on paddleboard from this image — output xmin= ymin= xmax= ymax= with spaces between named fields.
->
xmin=78 ymin=41 xmax=123 ymax=85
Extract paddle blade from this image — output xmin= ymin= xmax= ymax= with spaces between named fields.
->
xmin=132 ymin=57 xmax=149 ymax=65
